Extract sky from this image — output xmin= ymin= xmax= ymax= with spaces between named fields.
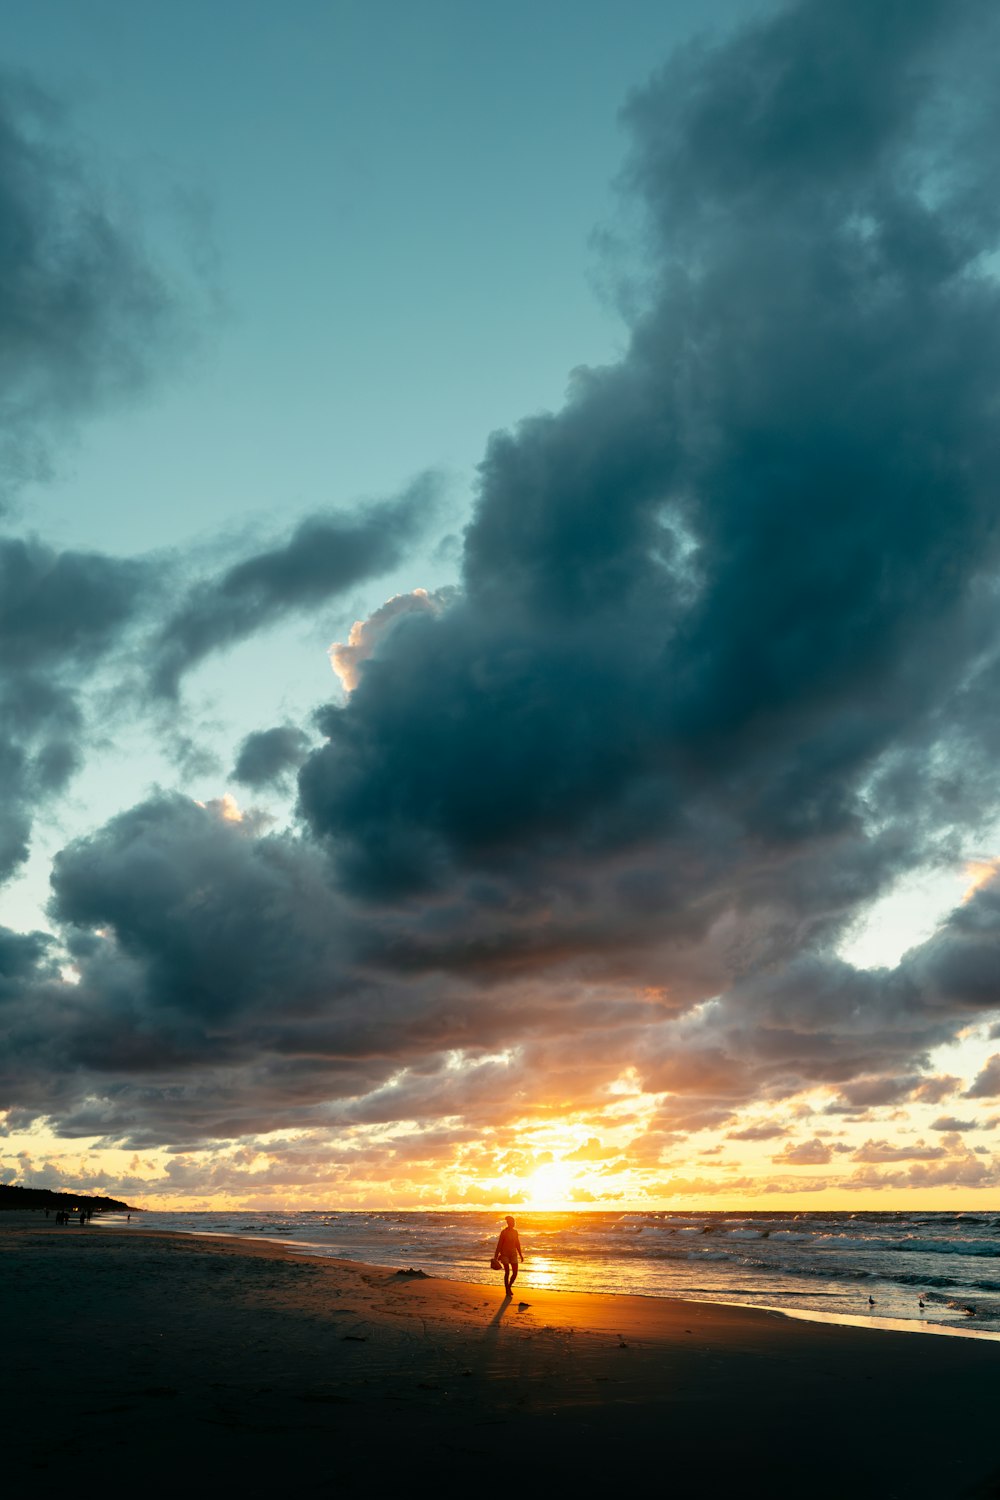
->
xmin=3 ymin=0 xmax=1000 ymax=1212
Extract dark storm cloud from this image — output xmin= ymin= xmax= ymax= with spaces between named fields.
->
xmin=9 ymin=0 xmax=1000 ymax=1159
xmin=0 ymin=925 xmax=55 ymax=998
xmin=0 ymin=74 xmax=185 ymax=880
xmin=232 ymin=725 xmax=311 ymax=790
xmin=911 ymin=1076 xmax=961 ymax=1104
xmin=6 ymin=794 xmax=592 ymax=1140
xmin=297 ymin=0 xmax=1000 ymax=1168
xmin=0 ymin=536 xmax=147 ymax=667
xmin=832 ymin=1075 xmax=926 ymax=1109
xmin=0 ymin=791 xmax=655 ymax=1142
xmin=965 ymin=1054 xmax=1000 ymax=1099
xmin=299 ymin=0 xmax=1000 ymax=1000
xmin=0 ymin=73 xmax=178 ymax=497
xmin=148 ymin=475 xmax=441 ymax=698
xmin=903 ymin=879 xmax=1000 ymax=1015
xmin=0 ymin=536 xmax=152 ymax=880
xmin=623 ymin=874 xmax=1000 ymax=1149
xmin=0 ymin=794 xmax=384 ymax=1139
xmin=47 ymin=794 xmax=359 ymax=1028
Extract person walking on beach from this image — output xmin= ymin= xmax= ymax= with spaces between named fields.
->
xmin=494 ymin=1215 xmax=524 ymax=1296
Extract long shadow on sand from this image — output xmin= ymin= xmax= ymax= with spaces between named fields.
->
xmin=487 ymin=1295 xmax=512 ymax=1328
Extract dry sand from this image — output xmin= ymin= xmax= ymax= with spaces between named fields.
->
xmin=3 ymin=1213 xmax=1000 ymax=1496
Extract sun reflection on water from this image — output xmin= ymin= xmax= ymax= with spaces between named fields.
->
xmin=520 ymin=1252 xmax=559 ymax=1290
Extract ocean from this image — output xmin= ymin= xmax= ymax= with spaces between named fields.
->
xmin=99 ymin=1208 xmax=1000 ymax=1337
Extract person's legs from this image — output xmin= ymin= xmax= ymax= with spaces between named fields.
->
xmin=503 ymin=1259 xmax=515 ymax=1295
xmin=508 ymin=1260 xmax=518 ymax=1289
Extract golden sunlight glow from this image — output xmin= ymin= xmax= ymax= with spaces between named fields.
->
xmin=10 ymin=1027 xmax=1000 ymax=1211
xmin=218 ymin=793 xmax=243 ymax=823
xmin=329 ymin=590 xmax=439 ymax=693
xmin=962 ymin=856 xmax=1000 ymax=902
xmin=329 ymin=616 xmax=368 ymax=691
xmin=525 ymin=1160 xmax=580 ymax=1207
xmin=194 ymin=794 xmax=244 ymax=822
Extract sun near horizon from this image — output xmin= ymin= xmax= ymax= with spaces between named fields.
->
xmin=10 ymin=1009 xmax=1000 ymax=1214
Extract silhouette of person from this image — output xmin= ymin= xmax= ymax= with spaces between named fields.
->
xmin=494 ymin=1215 xmax=524 ymax=1296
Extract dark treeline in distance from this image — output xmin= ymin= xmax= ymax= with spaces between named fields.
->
xmin=0 ymin=1183 xmax=136 ymax=1213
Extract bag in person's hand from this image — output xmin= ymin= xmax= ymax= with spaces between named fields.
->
xmin=490 ymin=1255 xmax=502 ymax=1270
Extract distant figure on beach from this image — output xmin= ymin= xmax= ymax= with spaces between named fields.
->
xmin=494 ymin=1216 xmax=524 ymax=1297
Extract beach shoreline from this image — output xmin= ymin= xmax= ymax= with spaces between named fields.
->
xmin=93 ymin=1210 xmax=1000 ymax=1345
xmin=5 ymin=1215 xmax=1000 ymax=1494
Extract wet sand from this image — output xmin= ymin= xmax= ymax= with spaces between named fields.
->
xmin=4 ymin=1214 xmax=1000 ymax=1495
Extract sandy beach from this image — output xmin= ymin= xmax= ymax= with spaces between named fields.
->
xmin=4 ymin=1214 xmax=1000 ymax=1496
